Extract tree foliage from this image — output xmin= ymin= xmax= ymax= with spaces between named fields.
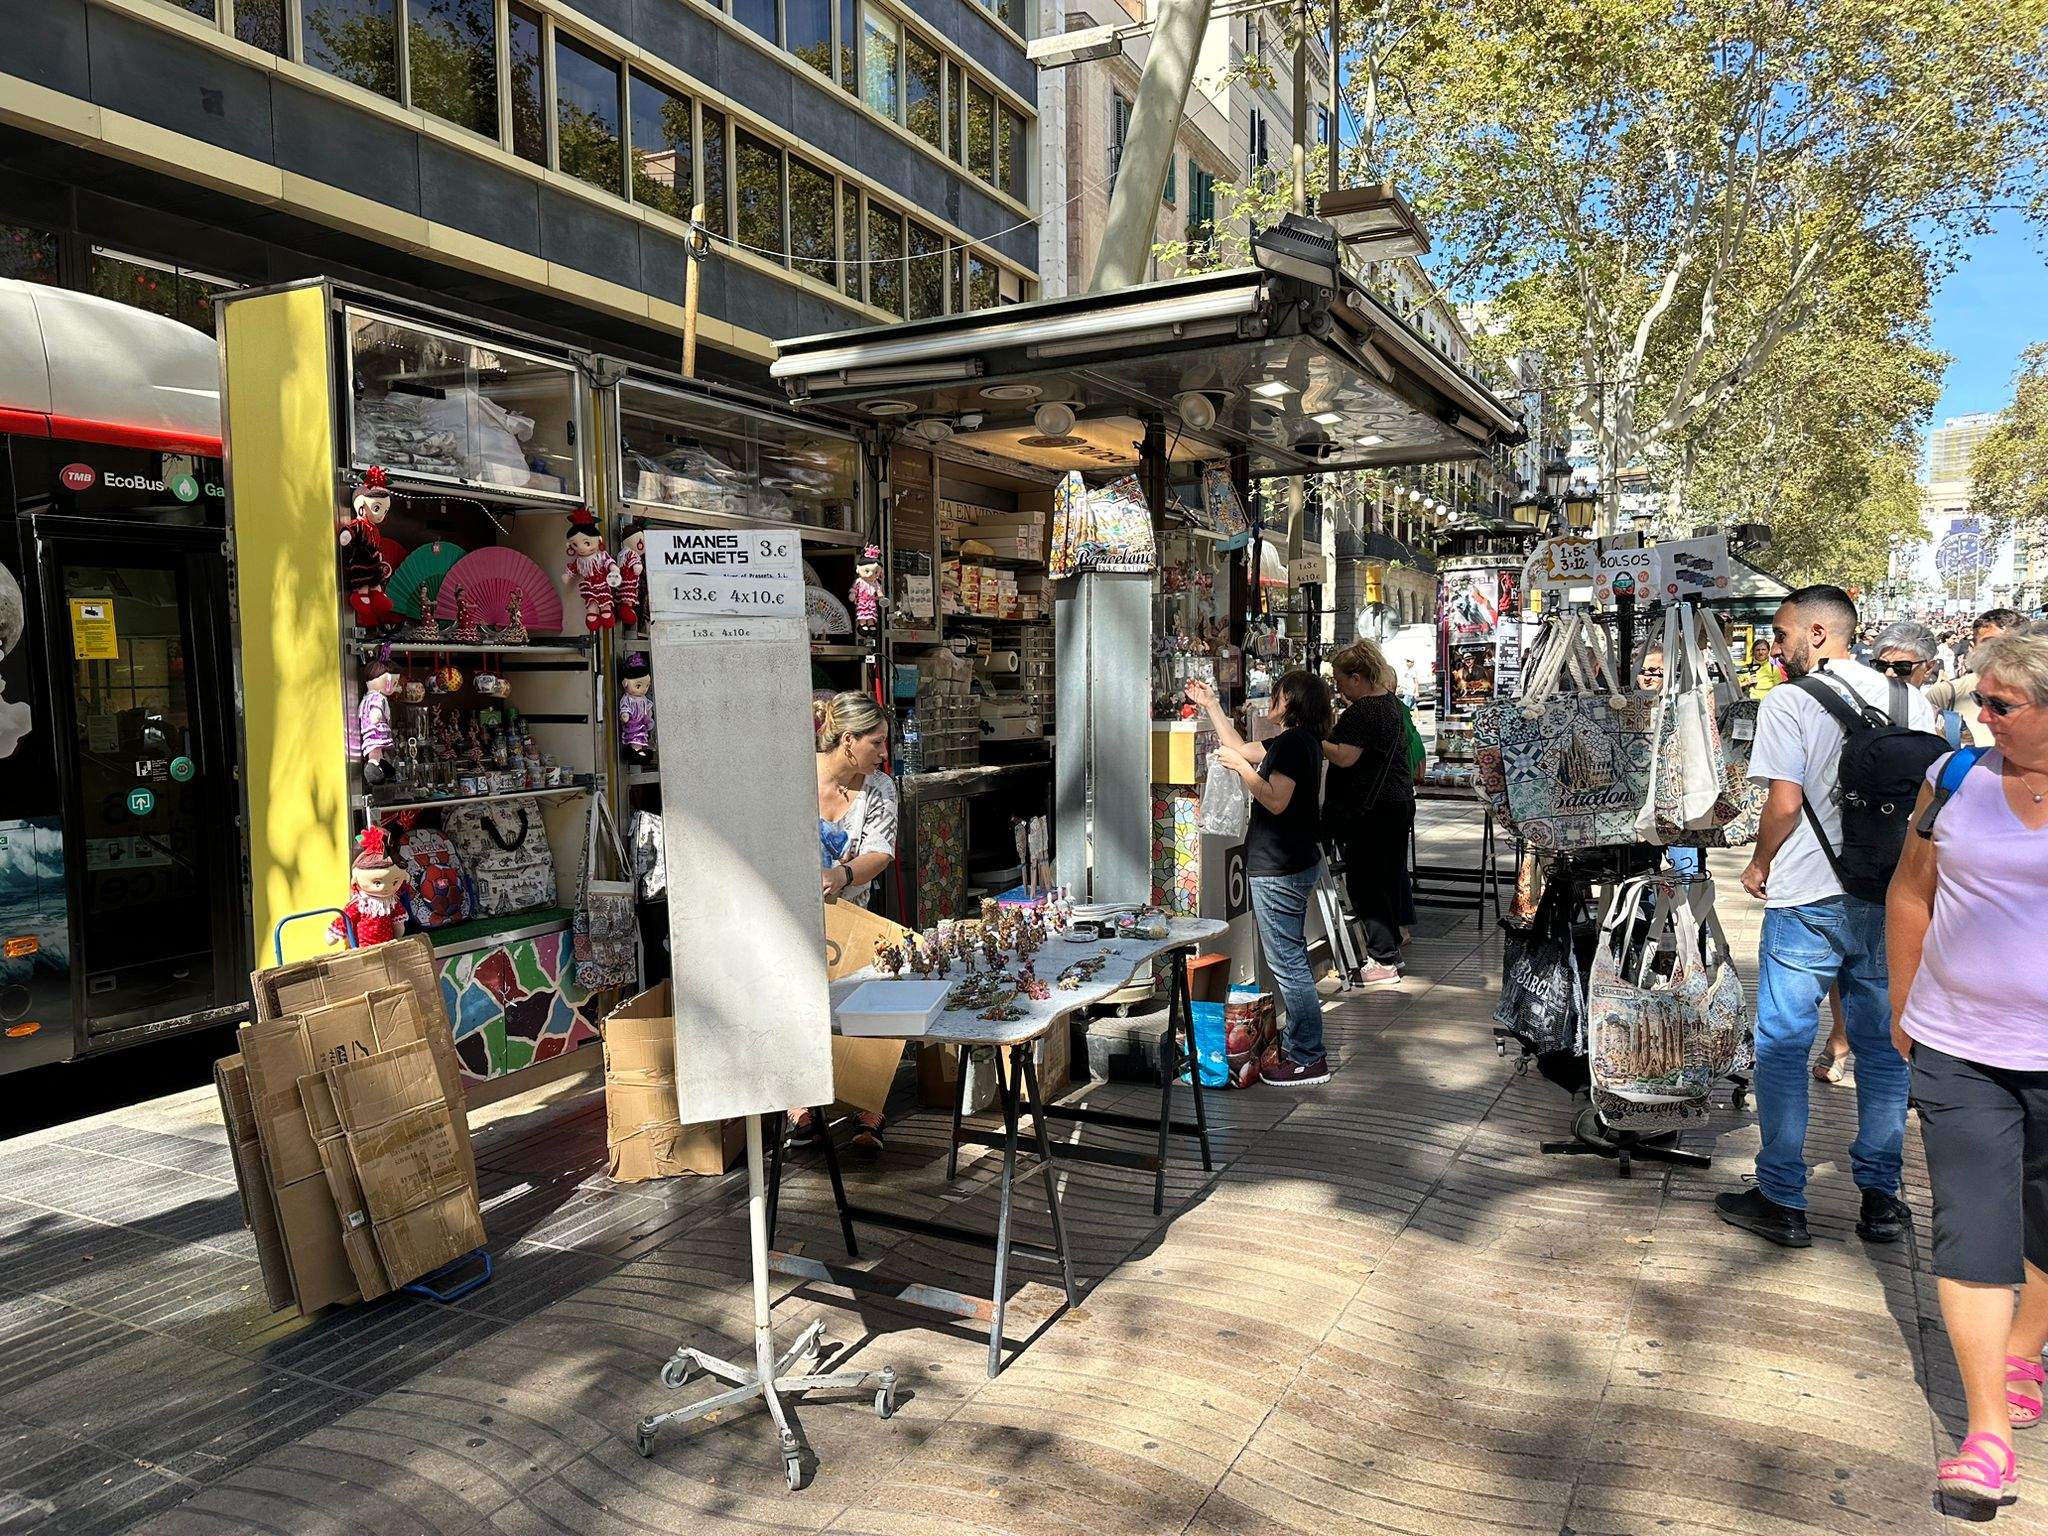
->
xmin=1971 ymin=344 xmax=2048 ymax=536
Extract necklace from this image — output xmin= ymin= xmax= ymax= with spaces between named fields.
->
xmin=2015 ymin=765 xmax=2048 ymax=805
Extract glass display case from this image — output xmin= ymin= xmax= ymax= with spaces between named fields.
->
xmin=615 ymin=378 xmax=861 ymax=541
xmin=344 ymin=306 xmax=586 ymax=501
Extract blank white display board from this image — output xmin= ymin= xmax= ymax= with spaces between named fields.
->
xmin=648 ymin=526 xmax=834 ymax=1123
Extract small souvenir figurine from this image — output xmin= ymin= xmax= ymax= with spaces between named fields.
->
xmin=616 ymin=522 xmax=647 ymax=628
xmin=849 ymin=545 xmax=886 ymax=633
xmin=357 ymin=654 xmax=403 ymax=786
xmin=1017 ymin=962 xmax=1050 ymax=1002
xmin=338 ymin=466 xmax=396 ymax=629
xmin=874 ymin=940 xmax=905 ymax=978
xmin=564 ymin=506 xmax=622 ymax=630
xmin=328 ymin=825 xmax=410 ymax=947
xmin=618 ymin=652 xmax=656 ymax=767
xmin=500 ymin=588 xmax=529 ymax=647
xmin=412 ymin=605 xmax=441 ymax=644
xmin=448 ymin=583 xmax=483 ymax=644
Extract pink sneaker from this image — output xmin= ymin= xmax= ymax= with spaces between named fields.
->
xmin=1358 ymin=963 xmax=1402 ymax=985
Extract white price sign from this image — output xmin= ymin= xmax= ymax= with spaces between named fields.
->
xmin=645 ymin=526 xmax=804 ymax=619
xmin=1653 ymin=535 xmax=1731 ymax=598
xmin=1530 ymin=537 xmax=1597 ymax=592
xmin=1595 ymin=538 xmax=1656 ymax=603
xmin=1287 ymin=556 xmax=1323 ymax=587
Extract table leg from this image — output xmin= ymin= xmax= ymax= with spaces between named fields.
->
xmin=813 ymin=1107 xmax=861 ymax=1260
xmin=946 ymin=1044 xmax=969 ymax=1182
xmin=985 ymin=1046 xmax=1024 ymax=1378
xmin=1153 ymin=980 xmax=1177 ymax=1218
xmin=1018 ymin=1048 xmax=1078 ymax=1308
xmin=1177 ymin=952 xmax=1213 ymax=1174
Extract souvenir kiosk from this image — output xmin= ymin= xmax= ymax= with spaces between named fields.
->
xmin=218 ymin=282 xmax=613 ymax=1100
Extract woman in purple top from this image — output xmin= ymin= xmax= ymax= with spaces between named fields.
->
xmin=1890 ymin=633 xmax=2048 ymax=1505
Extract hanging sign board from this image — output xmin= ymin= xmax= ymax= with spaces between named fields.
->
xmin=1594 ymin=537 xmax=1656 ymax=604
xmin=1529 ymin=537 xmax=1597 ymax=593
xmin=644 ymin=527 xmax=804 ymax=622
xmin=1653 ymin=536 xmax=1732 ymax=599
xmin=1286 ymin=556 xmax=1322 ymax=587
xmin=69 ymin=598 xmax=119 ymax=660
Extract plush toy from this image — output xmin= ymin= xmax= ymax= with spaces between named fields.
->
xmin=358 ymin=654 xmax=403 ymax=785
xmin=618 ymin=651 xmax=656 ymax=766
xmin=328 ymin=824 xmax=410 ymax=947
xmin=564 ymin=506 xmax=621 ymax=630
xmin=616 ymin=522 xmax=647 ymax=628
xmin=850 ymin=544 xmax=886 ymax=633
xmin=338 ymin=466 xmax=397 ymax=629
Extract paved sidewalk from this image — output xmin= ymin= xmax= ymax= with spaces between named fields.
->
xmin=0 ymin=813 xmax=2021 ymax=1534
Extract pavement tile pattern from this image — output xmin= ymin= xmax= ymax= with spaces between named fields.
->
xmin=0 ymin=809 xmax=2020 ymax=1533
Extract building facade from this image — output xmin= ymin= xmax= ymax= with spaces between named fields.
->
xmin=1 ymin=0 xmax=1042 ymax=383
xmin=1930 ymin=411 xmax=2000 ymax=484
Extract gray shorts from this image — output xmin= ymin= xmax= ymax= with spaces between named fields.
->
xmin=1912 ymin=1044 xmax=2048 ymax=1284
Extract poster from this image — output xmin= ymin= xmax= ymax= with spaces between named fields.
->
xmin=68 ymin=598 xmax=119 ymax=661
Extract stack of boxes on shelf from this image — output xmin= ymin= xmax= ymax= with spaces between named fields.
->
xmin=939 ymin=498 xmax=1047 ymax=619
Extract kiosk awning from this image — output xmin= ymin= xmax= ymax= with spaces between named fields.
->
xmin=770 ymin=267 xmax=1524 ymax=479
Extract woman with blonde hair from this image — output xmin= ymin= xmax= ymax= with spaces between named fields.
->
xmin=1322 ymin=639 xmax=1417 ymax=984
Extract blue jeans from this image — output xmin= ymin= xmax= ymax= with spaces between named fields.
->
xmin=1753 ymin=896 xmax=1907 ymax=1208
xmin=1249 ymin=863 xmax=1325 ymax=1065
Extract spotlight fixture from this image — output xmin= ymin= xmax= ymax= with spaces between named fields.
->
xmin=1033 ymin=401 xmax=1077 ymax=437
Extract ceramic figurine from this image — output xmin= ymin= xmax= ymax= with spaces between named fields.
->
xmin=849 ymin=545 xmax=886 ymax=633
xmin=618 ymin=652 xmax=656 ymax=766
xmin=616 ymin=522 xmax=646 ymax=628
xmin=448 ymin=583 xmax=483 ymax=644
xmin=357 ymin=655 xmax=403 ymax=786
xmin=874 ymin=940 xmax=905 ymax=978
xmin=339 ymin=466 xmax=397 ymax=629
xmin=500 ymin=588 xmax=529 ymax=646
xmin=564 ymin=506 xmax=622 ymax=630
xmin=328 ymin=825 xmax=410 ymax=947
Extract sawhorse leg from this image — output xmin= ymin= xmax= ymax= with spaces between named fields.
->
xmin=765 ymin=1109 xmax=860 ymax=1260
xmin=946 ymin=1044 xmax=969 ymax=1181
xmin=1154 ymin=950 xmax=1213 ymax=1216
xmin=986 ymin=1046 xmax=1026 ymax=1378
xmin=1017 ymin=1047 xmax=1078 ymax=1310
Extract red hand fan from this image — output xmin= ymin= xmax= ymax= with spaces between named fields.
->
xmin=433 ymin=548 xmax=565 ymax=633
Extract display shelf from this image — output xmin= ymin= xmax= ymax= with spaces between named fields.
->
xmin=942 ymin=550 xmax=1044 ymax=570
xmin=347 ymin=637 xmax=591 ymax=658
xmin=356 ymin=775 xmax=595 ymax=815
xmin=810 ymin=643 xmax=872 ymax=659
xmin=944 ymin=614 xmax=1049 ymax=627
xmin=627 ymin=767 xmax=660 ymax=786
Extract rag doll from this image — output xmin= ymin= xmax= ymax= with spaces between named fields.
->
xmin=338 ymin=466 xmax=396 ymax=629
xmin=357 ymin=655 xmax=403 ymax=785
xmin=564 ymin=506 xmax=621 ymax=630
xmin=849 ymin=545 xmax=886 ymax=633
xmin=616 ymin=522 xmax=646 ymax=628
xmin=618 ymin=652 xmax=656 ymax=766
xmin=328 ymin=824 xmax=411 ymax=947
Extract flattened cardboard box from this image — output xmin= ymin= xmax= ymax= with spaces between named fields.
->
xmin=301 ymin=1071 xmax=394 ymax=1301
xmin=603 ymin=986 xmax=743 ymax=1181
xmin=822 ymin=898 xmax=909 ymax=1115
xmin=214 ymin=1056 xmax=294 ymax=1313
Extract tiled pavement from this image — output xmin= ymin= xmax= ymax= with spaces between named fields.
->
xmin=0 ymin=806 xmax=2022 ymax=1534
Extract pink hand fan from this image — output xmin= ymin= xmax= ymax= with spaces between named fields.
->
xmin=434 ymin=547 xmax=564 ymax=633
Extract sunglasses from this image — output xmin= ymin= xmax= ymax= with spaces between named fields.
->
xmin=1973 ymin=691 xmax=2033 ymax=718
xmin=1876 ymin=658 xmax=1924 ymax=677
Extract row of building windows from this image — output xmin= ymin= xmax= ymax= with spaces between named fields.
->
xmin=2 ymin=222 xmax=235 ymax=334
xmin=157 ymin=1 xmax=1031 ymax=207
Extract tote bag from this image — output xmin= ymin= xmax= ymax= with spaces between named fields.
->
xmin=1637 ymin=603 xmax=1728 ymax=840
xmin=447 ymin=801 xmax=558 ymax=917
xmin=573 ymin=794 xmax=639 ymax=991
xmin=1662 ymin=611 xmax=1766 ymax=849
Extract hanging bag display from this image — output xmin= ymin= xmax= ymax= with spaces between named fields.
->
xmin=1663 ymin=610 xmax=1766 ymax=848
xmin=392 ymin=820 xmax=477 ymax=931
xmin=446 ymin=799 xmax=558 ymax=916
xmin=1637 ymin=603 xmax=1729 ymax=840
xmin=1493 ymin=874 xmax=1590 ymax=1057
xmin=573 ymin=794 xmax=639 ymax=991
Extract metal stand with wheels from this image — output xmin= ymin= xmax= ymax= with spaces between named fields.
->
xmin=635 ymin=1115 xmax=896 ymax=1491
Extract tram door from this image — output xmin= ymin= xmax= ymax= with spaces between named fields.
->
xmin=31 ymin=520 xmax=243 ymax=1043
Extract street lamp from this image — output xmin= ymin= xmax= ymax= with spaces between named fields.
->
xmin=1541 ymin=448 xmax=1573 ymax=503
xmin=1564 ymin=483 xmax=1598 ymax=533
xmin=1511 ymin=485 xmax=1544 ymax=527
xmin=1317 ymin=183 xmax=1432 ymax=261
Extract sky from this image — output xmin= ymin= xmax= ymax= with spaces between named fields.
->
xmin=1925 ymin=214 xmax=2048 ymax=460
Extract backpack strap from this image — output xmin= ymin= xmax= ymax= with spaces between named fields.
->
xmin=1887 ymin=676 xmax=1910 ymax=728
xmin=1788 ymin=673 xmax=1875 ymax=735
xmin=1914 ymin=746 xmax=1989 ymax=840
xmin=1940 ymin=709 xmax=1963 ymax=749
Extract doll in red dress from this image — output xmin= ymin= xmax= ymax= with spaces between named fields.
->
xmin=339 ymin=466 xmax=397 ymax=629
xmin=564 ymin=506 xmax=621 ymax=630
xmin=328 ymin=824 xmax=411 ymax=947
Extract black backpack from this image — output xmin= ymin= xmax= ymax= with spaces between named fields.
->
xmin=1789 ymin=670 xmax=1949 ymax=902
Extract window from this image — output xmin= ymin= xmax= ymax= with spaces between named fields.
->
xmin=998 ymin=106 xmax=1026 ymax=202
xmin=629 ymin=73 xmax=692 ymax=218
xmin=1163 ymin=155 xmax=1176 ymax=207
xmin=967 ymin=81 xmax=995 ymax=183
xmin=0 ymin=222 xmax=58 ymax=284
xmin=905 ymin=33 xmax=942 ymax=150
xmin=733 ymin=0 xmax=777 ymax=43
xmin=789 ymin=155 xmax=836 ymax=282
xmin=408 ymin=0 xmax=497 ymax=138
xmin=507 ymin=3 xmax=546 ymax=165
xmin=235 ymin=0 xmax=286 ymax=52
xmin=701 ymin=108 xmax=729 ymax=236
xmin=866 ymin=204 xmax=903 ymax=316
xmin=167 ymin=0 xmax=214 ymax=17
xmin=302 ymin=0 xmax=399 ymax=101
xmin=789 ymin=0 xmax=832 ymax=76
xmin=861 ymin=7 xmax=899 ymax=120
xmin=555 ymin=35 xmax=624 ymax=195
xmin=1188 ymin=167 xmax=1217 ymax=241
xmin=1108 ymin=92 xmax=1130 ymax=193
xmin=89 ymin=249 xmax=231 ymax=336
xmin=840 ymin=0 xmax=859 ymax=92
xmin=952 ymin=247 xmax=965 ymax=313
xmin=1249 ymin=108 xmax=1268 ymax=170
xmin=1316 ymin=106 xmax=1331 ymax=146
xmin=735 ymin=130 xmax=784 ymax=263
xmin=907 ymin=222 xmax=944 ymax=320
xmin=967 ymin=253 xmax=998 ymax=312
xmin=946 ymin=64 xmax=965 ymax=165
xmin=841 ymin=184 xmax=862 ymax=301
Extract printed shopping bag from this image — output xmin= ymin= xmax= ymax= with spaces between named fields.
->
xmin=1663 ymin=611 xmax=1765 ymax=848
xmin=446 ymin=801 xmax=557 ymax=916
xmin=1494 ymin=876 xmax=1588 ymax=1056
xmin=1638 ymin=604 xmax=1728 ymax=841
xmin=1586 ymin=878 xmax=1708 ymax=1127
xmin=572 ymin=796 xmax=638 ymax=991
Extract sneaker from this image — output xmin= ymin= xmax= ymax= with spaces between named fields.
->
xmin=1358 ymin=962 xmax=1402 ymax=985
xmin=1714 ymin=1186 xmax=1811 ymax=1248
xmin=1857 ymin=1189 xmax=1911 ymax=1244
xmin=1262 ymin=1052 xmax=1331 ymax=1087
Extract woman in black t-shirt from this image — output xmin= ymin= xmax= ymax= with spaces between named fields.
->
xmin=1323 ymin=640 xmax=1416 ymax=983
xmin=1187 ymin=671 xmax=1335 ymax=1087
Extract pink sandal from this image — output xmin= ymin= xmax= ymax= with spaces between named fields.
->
xmin=2011 ymin=1355 xmax=2045 ymax=1428
xmin=1938 ymin=1432 xmax=2017 ymax=1504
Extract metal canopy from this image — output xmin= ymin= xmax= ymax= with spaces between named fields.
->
xmin=770 ymin=268 xmax=1525 ymax=479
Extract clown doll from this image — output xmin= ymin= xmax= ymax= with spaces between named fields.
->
xmin=357 ymin=655 xmax=403 ymax=785
xmin=564 ymin=506 xmax=621 ymax=630
xmin=338 ymin=466 xmax=396 ymax=629
xmin=618 ymin=652 xmax=656 ymax=766
xmin=616 ymin=522 xmax=647 ymax=628
xmin=328 ymin=825 xmax=410 ymax=947
xmin=849 ymin=545 xmax=886 ymax=633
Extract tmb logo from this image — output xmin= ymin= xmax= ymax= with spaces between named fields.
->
xmin=59 ymin=463 xmax=96 ymax=492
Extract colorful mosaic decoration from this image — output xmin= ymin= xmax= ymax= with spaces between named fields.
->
xmin=439 ymin=927 xmax=598 ymax=1081
xmin=1151 ymin=791 xmax=1200 ymax=916
xmin=916 ymin=796 xmax=968 ymax=928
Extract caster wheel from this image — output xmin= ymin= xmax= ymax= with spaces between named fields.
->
xmin=660 ymin=1356 xmax=693 ymax=1390
xmin=875 ymin=1386 xmax=895 ymax=1420
xmin=785 ymin=1458 xmax=804 ymax=1493
xmin=634 ymin=1425 xmax=655 ymax=1459
xmin=1617 ymin=1150 xmax=1633 ymax=1178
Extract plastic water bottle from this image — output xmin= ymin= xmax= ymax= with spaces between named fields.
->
xmin=899 ymin=709 xmax=921 ymax=776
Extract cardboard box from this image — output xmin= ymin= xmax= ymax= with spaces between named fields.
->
xmin=272 ymin=1168 xmax=359 ymax=1314
xmin=215 ymin=1056 xmax=294 ymax=1313
xmin=822 ymin=898 xmax=910 ymax=1114
xmin=604 ymin=985 xmax=747 ymax=1182
xmin=302 ymin=1072 xmax=393 ymax=1300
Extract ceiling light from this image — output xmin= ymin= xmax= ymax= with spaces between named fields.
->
xmin=912 ymin=418 xmax=953 ymax=443
xmin=1312 ymin=411 xmax=1343 ymax=426
xmin=1033 ymin=402 xmax=1076 ymax=437
xmin=864 ymin=399 xmax=915 ymax=416
xmin=981 ymin=383 xmax=1042 ymax=401
xmin=1357 ymin=434 xmax=1386 ymax=446
xmin=1251 ymin=381 xmax=1292 ymax=400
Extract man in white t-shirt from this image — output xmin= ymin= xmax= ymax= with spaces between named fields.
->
xmin=1716 ymin=585 xmax=1936 ymax=1251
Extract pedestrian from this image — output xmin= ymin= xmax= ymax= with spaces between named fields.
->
xmin=1398 ymin=657 xmax=1421 ymax=709
xmin=1716 ymin=585 xmax=1935 ymax=1248
xmin=1187 ymin=672 xmax=1334 ymax=1087
xmin=1929 ymin=608 xmax=2024 ymax=747
xmin=1874 ymin=619 xmax=1960 ymax=746
xmin=1889 ymin=632 xmax=2048 ymax=1504
xmin=1323 ymin=640 xmax=1416 ymax=985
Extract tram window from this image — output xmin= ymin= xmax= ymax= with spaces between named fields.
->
xmin=1 ymin=222 xmax=58 ymax=285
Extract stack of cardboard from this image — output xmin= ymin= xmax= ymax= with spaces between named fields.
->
xmin=215 ymin=938 xmax=485 ymax=1315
